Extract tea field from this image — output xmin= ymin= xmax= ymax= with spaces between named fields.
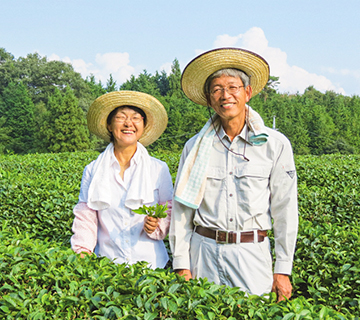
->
xmin=0 ymin=151 xmax=359 ymax=319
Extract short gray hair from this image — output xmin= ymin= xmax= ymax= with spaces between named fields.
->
xmin=204 ymin=68 xmax=250 ymax=94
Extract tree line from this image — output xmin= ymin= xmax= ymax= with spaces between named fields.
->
xmin=1 ymin=47 xmax=360 ymax=155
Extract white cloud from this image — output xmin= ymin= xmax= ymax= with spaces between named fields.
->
xmin=159 ymin=62 xmax=172 ymax=75
xmin=324 ymin=66 xmax=360 ymax=79
xmin=47 ymin=52 xmax=135 ymax=86
xmin=209 ymin=27 xmax=346 ymax=95
xmin=214 ymin=34 xmax=242 ymax=47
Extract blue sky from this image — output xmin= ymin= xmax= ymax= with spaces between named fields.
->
xmin=1 ymin=0 xmax=359 ymax=96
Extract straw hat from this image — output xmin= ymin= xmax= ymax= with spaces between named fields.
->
xmin=181 ymin=47 xmax=270 ymax=106
xmin=87 ymin=91 xmax=168 ymax=146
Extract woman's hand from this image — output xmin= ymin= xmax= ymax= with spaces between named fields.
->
xmin=144 ymin=216 xmax=159 ymax=234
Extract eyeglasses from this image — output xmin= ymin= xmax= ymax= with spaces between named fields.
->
xmin=210 ymin=85 xmax=245 ymax=97
xmin=114 ymin=114 xmax=144 ymax=124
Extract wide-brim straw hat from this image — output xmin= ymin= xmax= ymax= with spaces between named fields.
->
xmin=87 ymin=91 xmax=168 ymax=146
xmin=181 ymin=47 xmax=270 ymax=106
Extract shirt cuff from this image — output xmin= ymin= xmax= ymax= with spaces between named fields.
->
xmin=172 ymin=255 xmax=191 ymax=271
xmin=274 ymin=260 xmax=293 ymax=275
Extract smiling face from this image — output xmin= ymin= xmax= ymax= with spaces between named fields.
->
xmin=207 ymin=74 xmax=252 ymax=123
xmin=107 ymin=107 xmax=145 ymax=148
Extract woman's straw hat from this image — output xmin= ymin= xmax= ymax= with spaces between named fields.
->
xmin=87 ymin=91 xmax=168 ymax=146
xmin=181 ymin=47 xmax=270 ymax=106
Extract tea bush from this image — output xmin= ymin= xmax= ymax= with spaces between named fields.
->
xmin=0 ymin=151 xmax=98 ymax=244
xmin=0 ymin=228 xmax=352 ymax=319
xmin=0 ymin=152 xmax=360 ymax=318
xmin=0 ymin=151 xmax=180 ymax=244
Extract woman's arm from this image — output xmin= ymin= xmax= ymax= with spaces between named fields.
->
xmin=145 ymin=161 xmax=173 ymax=240
xmin=71 ymin=202 xmax=98 ymax=254
xmin=145 ymin=200 xmax=172 ymax=240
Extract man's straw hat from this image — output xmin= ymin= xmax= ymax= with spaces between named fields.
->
xmin=87 ymin=91 xmax=168 ymax=146
xmin=181 ymin=47 xmax=270 ymax=106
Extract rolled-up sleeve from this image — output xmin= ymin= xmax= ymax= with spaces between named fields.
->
xmin=270 ymin=138 xmax=298 ymax=275
xmin=71 ymin=202 xmax=98 ymax=254
xmin=71 ymin=163 xmax=98 ymax=254
xmin=147 ymin=201 xmax=172 ymax=241
xmin=147 ymin=161 xmax=174 ymax=241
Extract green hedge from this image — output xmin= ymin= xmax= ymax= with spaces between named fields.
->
xmin=0 ymin=152 xmax=360 ymax=318
xmin=0 ymin=151 xmax=98 ymax=244
xmin=0 ymin=228 xmax=351 ymax=319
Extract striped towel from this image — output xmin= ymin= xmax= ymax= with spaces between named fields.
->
xmin=174 ymin=105 xmax=268 ymax=209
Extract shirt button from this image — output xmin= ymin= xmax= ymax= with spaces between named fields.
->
xmin=229 ymin=193 xmax=233 ymax=197
xmin=230 ymin=218 xmax=233 ymax=222
xmin=229 ymin=171 xmax=233 ymax=175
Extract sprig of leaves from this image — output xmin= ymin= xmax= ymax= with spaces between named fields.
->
xmin=132 ymin=203 xmax=168 ymax=218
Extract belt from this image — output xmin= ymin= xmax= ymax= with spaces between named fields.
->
xmin=195 ymin=226 xmax=267 ymax=244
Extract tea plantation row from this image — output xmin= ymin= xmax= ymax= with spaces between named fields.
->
xmin=0 ymin=151 xmax=359 ymax=319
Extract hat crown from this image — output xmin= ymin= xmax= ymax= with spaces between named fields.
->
xmin=87 ymin=91 xmax=168 ymax=146
xmin=181 ymin=47 xmax=269 ymax=106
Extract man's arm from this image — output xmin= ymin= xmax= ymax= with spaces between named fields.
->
xmin=269 ymin=136 xmax=299 ymax=300
xmin=169 ymin=140 xmax=196 ymax=277
xmin=169 ymin=191 xmax=196 ymax=276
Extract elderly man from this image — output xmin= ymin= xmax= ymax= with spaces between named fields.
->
xmin=169 ymin=48 xmax=298 ymax=301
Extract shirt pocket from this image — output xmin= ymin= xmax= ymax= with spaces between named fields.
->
xmin=205 ymin=166 xmax=226 ymax=194
xmin=234 ymin=165 xmax=272 ymax=216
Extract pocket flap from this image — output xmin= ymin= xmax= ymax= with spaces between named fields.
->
xmin=207 ymin=166 xmax=226 ymax=180
xmin=235 ymin=165 xmax=271 ymax=178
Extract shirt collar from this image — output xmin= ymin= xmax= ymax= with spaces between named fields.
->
xmin=216 ymin=123 xmax=250 ymax=144
xmin=109 ymin=143 xmax=141 ymax=168
xmin=109 ymin=144 xmax=118 ymax=166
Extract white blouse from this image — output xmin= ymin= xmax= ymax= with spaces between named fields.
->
xmin=71 ymin=145 xmax=173 ymax=269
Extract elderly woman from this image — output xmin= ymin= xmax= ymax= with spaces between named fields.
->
xmin=71 ymin=91 xmax=173 ymax=269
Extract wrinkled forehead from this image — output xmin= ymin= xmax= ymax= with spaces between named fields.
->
xmin=210 ymin=75 xmax=244 ymax=86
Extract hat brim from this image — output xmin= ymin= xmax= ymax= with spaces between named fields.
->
xmin=181 ymin=47 xmax=270 ymax=106
xmin=87 ymin=91 xmax=168 ymax=146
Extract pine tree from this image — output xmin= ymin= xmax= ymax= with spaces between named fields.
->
xmin=85 ymin=74 xmax=106 ymax=99
xmin=0 ymin=116 xmax=11 ymax=153
xmin=106 ymin=74 xmax=117 ymax=92
xmin=41 ymin=87 xmax=90 ymax=152
xmin=0 ymin=82 xmax=36 ymax=153
xmin=168 ymin=59 xmax=182 ymax=98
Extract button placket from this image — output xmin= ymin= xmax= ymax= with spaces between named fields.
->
xmin=227 ymin=142 xmax=237 ymax=229
xmin=122 ymin=209 xmax=132 ymax=259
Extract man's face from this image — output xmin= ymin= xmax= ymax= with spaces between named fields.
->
xmin=208 ymin=75 xmax=252 ymax=122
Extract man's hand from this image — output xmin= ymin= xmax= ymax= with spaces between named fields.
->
xmin=79 ymin=251 xmax=92 ymax=258
xmin=272 ymin=273 xmax=292 ymax=302
xmin=144 ymin=216 xmax=159 ymax=234
xmin=175 ymin=269 xmax=192 ymax=281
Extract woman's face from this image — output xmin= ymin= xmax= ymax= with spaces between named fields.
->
xmin=107 ymin=107 xmax=145 ymax=147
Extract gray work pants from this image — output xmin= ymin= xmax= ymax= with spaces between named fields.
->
xmin=190 ymin=231 xmax=273 ymax=296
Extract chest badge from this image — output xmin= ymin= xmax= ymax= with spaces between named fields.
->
xmin=286 ymin=170 xmax=296 ymax=179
